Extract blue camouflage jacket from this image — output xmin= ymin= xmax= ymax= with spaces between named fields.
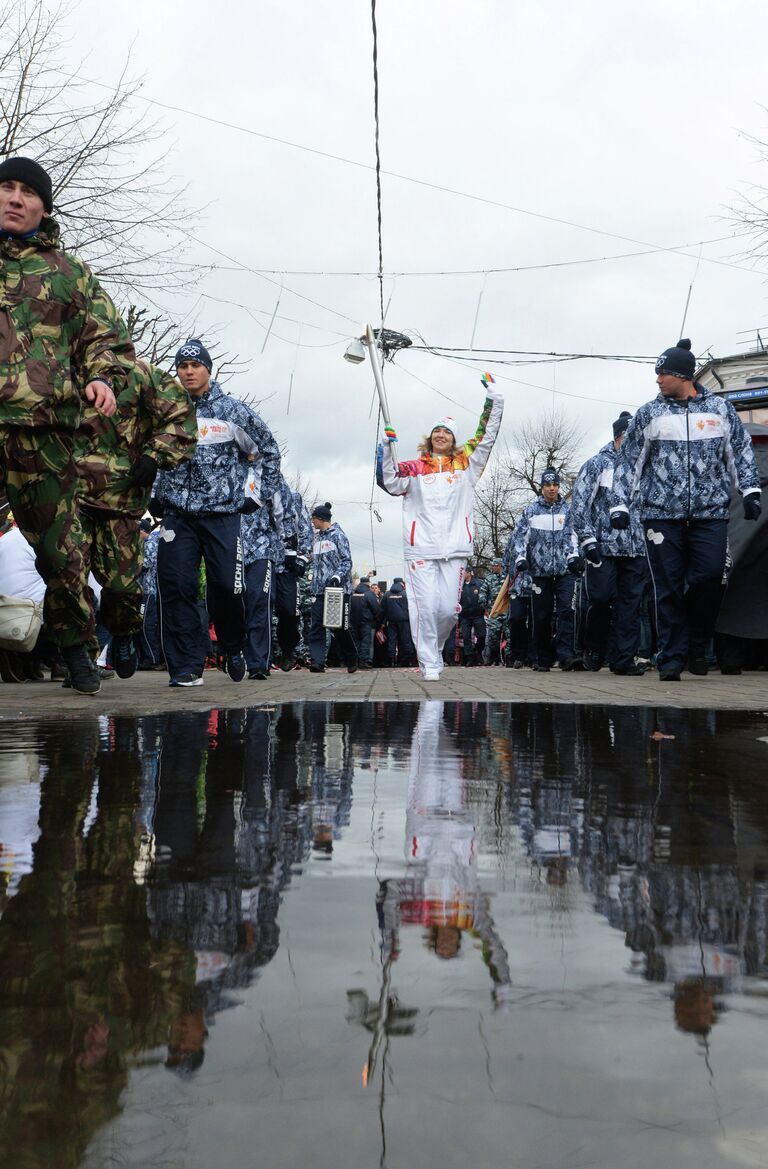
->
xmin=310 ymin=523 xmax=353 ymax=595
xmin=572 ymin=443 xmax=644 ymax=557
xmin=502 ymin=535 xmax=532 ymax=597
xmin=153 ymin=380 xmax=281 ymax=515
xmin=139 ymin=529 xmax=160 ymax=596
xmin=241 ymin=487 xmax=284 ymax=565
xmin=610 ymin=384 xmax=761 ymax=522
xmin=275 ymin=484 xmax=313 ymax=575
xmin=512 ymin=497 xmax=579 ymax=578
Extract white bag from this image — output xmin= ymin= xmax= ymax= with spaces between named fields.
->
xmin=0 ymin=594 xmax=44 ymax=653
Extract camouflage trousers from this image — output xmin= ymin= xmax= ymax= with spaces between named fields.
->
xmin=0 ymin=426 xmax=95 ymax=647
xmin=80 ymin=506 xmax=143 ymax=637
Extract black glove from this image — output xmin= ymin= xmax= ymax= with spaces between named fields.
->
xmin=147 ymin=496 xmax=163 ymax=520
xmin=610 ymin=510 xmax=630 ymax=531
xmin=329 ymin=575 xmax=341 ymax=588
xmin=515 ymin=559 xmax=530 ymax=574
xmin=568 ymin=556 xmax=585 ymax=576
xmin=744 ymin=494 xmax=762 ymax=522
xmin=131 ymin=454 xmax=158 ymax=489
xmin=583 ymin=542 xmax=601 ymax=566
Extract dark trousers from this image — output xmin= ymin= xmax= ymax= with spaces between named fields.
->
xmin=583 ymin=555 xmax=648 ymax=668
xmin=309 ymin=596 xmax=357 ymax=667
xmin=274 ymin=570 xmax=300 ymax=657
xmin=138 ymin=593 xmax=162 ymax=666
xmin=459 ymin=614 xmax=486 ymax=660
xmin=507 ymin=596 xmax=531 ymax=663
xmin=351 ymin=621 xmax=375 ymax=665
xmin=644 ymin=519 xmax=728 ymax=671
xmin=387 ymin=619 xmax=415 ymax=665
xmin=157 ymin=512 xmax=246 ymax=678
xmin=244 ymin=558 xmax=273 ymax=672
xmin=530 ymin=575 xmax=576 ymax=666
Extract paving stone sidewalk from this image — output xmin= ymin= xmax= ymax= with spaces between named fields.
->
xmin=0 ymin=665 xmax=766 ymax=718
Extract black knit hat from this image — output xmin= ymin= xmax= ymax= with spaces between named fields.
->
xmin=613 ymin=411 xmax=632 ymax=438
xmin=175 ymin=338 xmax=213 ymax=372
xmin=540 ymin=466 xmax=560 ymax=487
xmin=312 ymin=501 xmax=332 ymax=522
xmin=655 ymin=338 xmax=695 ymax=380
xmin=0 ymin=156 xmax=53 ymax=213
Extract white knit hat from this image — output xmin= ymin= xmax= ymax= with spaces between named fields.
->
xmin=430 ymin=415 xmax=456 ymax=438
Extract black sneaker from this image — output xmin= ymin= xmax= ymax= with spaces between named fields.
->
xmin=347 ymin=660 xmax=359 ymax=674
xmin=309 ymin=663 xmax=325 ymax=673
xmin=248 ymin=669 xmax=269 ymax=680
xmin=169 ymin=673 xmax=203 ymax=687
xmin=658 ymin=669 xmax=682 ymax=682
xmin=612 ymin=663 xmax=645 ymax=676
xmin=279 ymin=655 xmax=296 ymax=672
xmin=583 ymin=650 xmax=602 ymax=672
xmin=226 ymin=652 xmax=247 ymax=682
xmin=61 ymin=644 xmax=101 ymax=695
xmin=112 ymin=634 xmax=138 ymax=679
xmin=687 ymin=656 xmax=709 ymax=676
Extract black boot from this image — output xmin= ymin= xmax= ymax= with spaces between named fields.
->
xmin=61 ymin=644 xmax=101 ymax=695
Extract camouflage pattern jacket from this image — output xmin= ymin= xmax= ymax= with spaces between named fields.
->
xmin=480 ymin=570 xmax=506 ymax=625
xmin=153 ymin=380 xmax=281 ymax=515
xmin=512 ymin=497 xmax=579 ymax=578
xmin=502 ymin=535 xmax=533 ymax=597
xmin=610 ymin=385 xmax=761 ymax=523
xmin=76 ymin=360 xmax=197 ymax=516
xmin=571 ymin=443 xmax=644 ymax=558
xmin=0 ymin=218 xmax=133 ymax=430
xmin=139 ymin=530 xmax=160 ymax=595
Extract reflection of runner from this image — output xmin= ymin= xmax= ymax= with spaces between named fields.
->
xmin=377 ymin=701 xmax=511 ymax=1006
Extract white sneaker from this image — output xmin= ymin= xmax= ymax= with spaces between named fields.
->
xmin=423 ymin=671 xmax=441 ymax=681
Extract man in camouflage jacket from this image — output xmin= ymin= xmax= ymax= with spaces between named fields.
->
xmin=0 ymin=156 xmax=135 ymax=693
xmin=75 ymin=356 xmax=197 ymax=675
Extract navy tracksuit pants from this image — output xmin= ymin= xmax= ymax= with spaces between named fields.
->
xmin=530 ymin=575 xmax=576 ymax=666
xmin=507 ymin=595 xmax=531 ymax=663
xmin=244 ymin=558 xmax=273 ymax=673
xmin=157 ymin=512 xmax=246 ymax=678
xmin=459 ymin=614 xmax=486 ymax=660
xmin=644 ymin=519 xmax=727 ymax=671
xmin=309 ymin=596 xmax=357 ymax=667
xmin=274 ymin=569 xmax=301 ymax=658
xmin=583 ymin=555 xmax=648 ymax=668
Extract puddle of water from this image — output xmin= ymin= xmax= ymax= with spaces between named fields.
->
xmin=1 ymin=702 xmax=768 ymax=1169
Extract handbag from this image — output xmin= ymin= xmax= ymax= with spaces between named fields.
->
xmin=0 ymin=594 xmax=44 ymax=653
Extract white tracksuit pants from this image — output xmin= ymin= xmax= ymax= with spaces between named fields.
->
xmin=406 ymin=558 xmax=466 ymax=676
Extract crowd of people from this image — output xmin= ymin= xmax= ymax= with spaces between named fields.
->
xmin=0 ymin=155 xmax=764 ymax=692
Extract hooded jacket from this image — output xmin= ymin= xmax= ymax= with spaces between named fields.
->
xmin=153 ymin=380 xmax=280 ymax=516
xmin=610 ymin=384 xmax=760 ymax=523
xmin=512 ymin=496 xmax=579 ymax=578
xmin=310 ymin=523 xmax=353 ymax=595
xmin=76 ymin=360 xmax=196 ymax=516
xmin=0 ymin=217 xmax=134 ymax=430
xmin=571 ymin=442 xmax=644 ymax=557
xmin=376 ymin=384 xmax=503 ymax=561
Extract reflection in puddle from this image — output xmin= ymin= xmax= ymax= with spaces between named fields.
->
xmin=1 ymin=702 xmax=767 ymax=1169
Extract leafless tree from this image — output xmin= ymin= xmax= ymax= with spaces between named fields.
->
xmin=0 ymin=0 xmax=201 ymax=297
xmin=473 ymin=407 xmax=585 ymax=571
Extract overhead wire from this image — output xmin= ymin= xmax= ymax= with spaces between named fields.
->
xmin=57 ymin=69 xmax=763 ymax=277
xmin=368 ymin=0 xmax=385 ymax=570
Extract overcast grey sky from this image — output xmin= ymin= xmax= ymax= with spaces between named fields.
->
xmin=74 ymin=0 xmax=768 ymax=577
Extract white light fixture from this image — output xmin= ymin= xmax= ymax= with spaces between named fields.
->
xmin=343 ymin=337 xmax=366 ymax=364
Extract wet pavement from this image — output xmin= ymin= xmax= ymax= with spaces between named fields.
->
xmin=1 ymin=702 xmax=768 ymax=1169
